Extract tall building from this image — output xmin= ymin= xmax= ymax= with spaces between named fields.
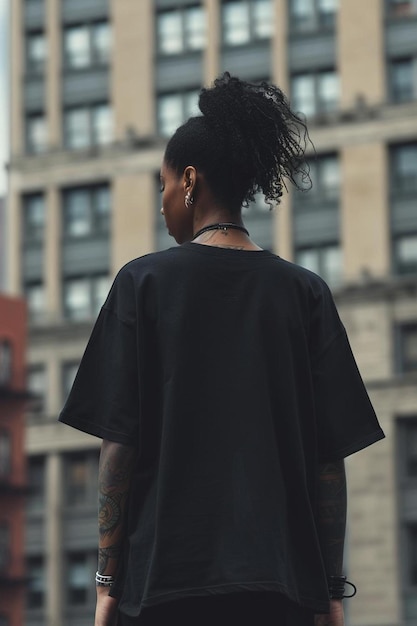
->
xmin=0 ymin=295 xmax=28 ymax=626
xmin=6 ymin=0 xmax=417 ymax=624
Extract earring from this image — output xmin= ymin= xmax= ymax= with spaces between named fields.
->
xmin=184 ymin=192 xmax=194 ymax=209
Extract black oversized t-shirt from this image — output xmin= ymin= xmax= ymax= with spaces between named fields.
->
xmin=59 ymin=242 xmax=384 ymax=617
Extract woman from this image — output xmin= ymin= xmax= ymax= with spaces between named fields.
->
xmin=59 ymin=73 xmax=384 ymax=626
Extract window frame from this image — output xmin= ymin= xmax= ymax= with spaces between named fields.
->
xmin=22 ymin=193 xmax=45 ymax=244
xmin=63 ymin=103 xmax=113 ymax=150
xmin=62 ymin=183 xmax=111 ymax=239
xmin=289 ymin=0 xmax=338 ymax=33
xmin=157 ymin=88 xmax=201 ymax=138
xmin=389 ymin=57 xmax=416 ymax=104
xmin=156 ymin=5 xmax=206 ymax=56
xmin=26 ymin=30 xmax=47 ymax=74
xmin=63 ymin=20 xmax=111 ymax=69
xmin=396 ymin=322 xmax=417 ymax=375
xmin=62 ymin=274 xmax=110 ymax=321
xmin=26 ymin=112 xmax=47 ymax=155
xmin=291 ymin=69 xmax=340 ymax=118
xmin=295 ymin=243 xmax=343 ymax=287
xmin=221 ymin=0 xmax=274 ymax=47
xmin=390 ymin=142 xmax=417 ymax=194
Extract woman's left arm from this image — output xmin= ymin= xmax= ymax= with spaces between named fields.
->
xmin=95 ymin=439 xmax=136 ymax=626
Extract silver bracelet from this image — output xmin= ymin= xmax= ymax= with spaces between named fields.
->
xmin=95 ymin=571 xmax=114 ymax=587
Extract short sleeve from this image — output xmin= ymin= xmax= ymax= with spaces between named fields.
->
xmin=59 ymin=270 xmax=140 ymax=446
xmin=312 ymin=330 xmax=385 ymax=462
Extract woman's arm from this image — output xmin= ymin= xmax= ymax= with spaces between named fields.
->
xmin=315 ymin=460 xmax=347 ymax=626
xmin=95 ymin=440 xmax=136 ymax=626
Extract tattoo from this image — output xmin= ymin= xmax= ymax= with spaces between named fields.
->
xmin=97 ymin=440 xmax=135 ymax=575
xmin=98 ymin=544 xmax=121 ymax=574
xmin=317 ymin=460 xmax=347 ymax=576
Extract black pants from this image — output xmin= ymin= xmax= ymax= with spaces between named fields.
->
xmin=118 ymin=592 xmax=315 ymax=626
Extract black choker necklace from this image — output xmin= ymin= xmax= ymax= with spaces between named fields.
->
xmin=192 ymin=223 xmax=250 ymax=240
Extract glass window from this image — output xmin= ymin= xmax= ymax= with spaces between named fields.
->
xmin=158 ymin=94 xmax=183 ymax=137
xmin=93 ymin=104 xmax=113 ymax=145
xmin=316 ymin=155 xmax=340 ymax=199
xmin=157 ymin=11 xmax=183 ymax=54
xmin=64 ymin=278 xmax=90 ymax=320
xmin=399 ymin=324 xmax=417 ymax=373
xmin=391 ymin=143 xmax=417 ymax=192
xmin=184 ymin=6 xmax=206 ymax=50
xmin=93 ymin=275 xmax=111 ymax=316
xmin=65 ymin=26 xmax=90 ymax=68
xmin=27 ymin=365 xmax=46 ymax=415
xmin=66 ymin=454 xmax=89 ymax=505
xmin=27 ymin=114 xmax=47 ymax=154
xmin=387 ymin=0 xmax=415 ymax=17
xmin=291 ymin=0 xmax=315 ymax=30
xmin=92 ymin=22 xmax=112 ymax=64
xmin=27 ymin=456 xmax=45 ymax=514
xmin=404 ymin=421 xmax=417 ymax=477
xmin=184 ymin=90 xmax=200 ymax=119
xmin=223 ymin=1 xmax=251 ymax=45
xmin=26 ymin=556 xmax=45 ymax=609
xmin=67 ymin=553 xmax=90 ymax=605
xmin=317 ymin=71 xmax=339 ymax=112
xmin=26 ymin=32 xmax=46 ymax=73
xmin=62 ymin=362 xmax=79 ymax=401
xmin=394 ymin=234 xmax=417 ymax=275
xmin=253 ymin=0 xmax=274 ymax=38
xmin=25 ymin=283 xmax=45 ymax=322
xmin=0 ymin=341 xmax=12 ymax=387
xmin=64 ymin=108 xmax=90 ymax=149
xmin=23 ymin=193 xmax=45 ymax=242
xmin=291 ymin=74 xmax=315 ymax=116
xmin=296 ymin=245 xmax=342 ymax=286
xmin=391 ymin=59 xmax=414 ymax=103
xmin=64 ymin=189 xmax=91 ymax=236
xmin=0 ymin=524 xmax=10 ymax=572
xmin=94 ymin=186 xmax=111 ymax=232
xmin=0 ymin=430 xmax=11 ymax=478
xmin=318 ymin=0 xmax=338 ymax=27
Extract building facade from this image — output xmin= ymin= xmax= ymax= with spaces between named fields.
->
xmin=0 ymin=295 xmax=28 ymax=626
xmin=6 ymin=0 xmax=417 ymax=624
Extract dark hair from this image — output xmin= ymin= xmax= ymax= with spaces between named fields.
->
xmin=164 ymin=72 xmax=311 ymax=212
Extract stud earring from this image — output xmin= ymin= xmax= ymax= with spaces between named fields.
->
xmin=184 ymin=192 xmax=194 ymax=209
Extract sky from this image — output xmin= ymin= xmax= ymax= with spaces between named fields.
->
xmin=0 ymin=0 xmax=9 ymax=196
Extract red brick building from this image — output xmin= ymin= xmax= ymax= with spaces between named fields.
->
xmin=0 ymin=295 xmax=28 ymax=626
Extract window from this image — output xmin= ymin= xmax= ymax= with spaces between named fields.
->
xmin=26 ymin=32 xmax=46 ymax=73
xmin=398 ymin=323 xmax=417 ymax=374
xmin=391 ymin=143 xmax=417 ymax=193
xmin=393 ymin=234 xmax=417 ymax=275
xmin=296 ymin=245 xmax=343 ymax=286
xmin=24 ymin=282 xmax=45 ymax=322
xmin=63 ymin=184 xmax=111 ymax=237
xmin=26 ymin=113 xmax=47 ymax=154
xmin=64 ymin=104 xmax=113 ymax=149
xmin=26 ymin=556 xmax=45 ymax=609
xmin=157 ymin=90 xmax=200 ymax=137
xmin=390 ymin=59 xmax=415 ymax=103
xmin=222 ymin=0 xmax=273 ymax=46
xmin=0 ymin=524 xmax=10 ymax=572
xmin=291 ymin=71 xmax=339 ymax=118
xmin=67 ymin=553 xmax=90 ymax=605
xmin=296 ymin=154 xmax=340 ymax=203
xmin=27 ymin=456 xmax=45 ymax=514
xmin=62 ymin=361 xmax=79 ymax=402
xmin=387 ymin=0 xmax=417 ymax=18
xmin=22 ymin=193 xmax=45 ymax=242
xmin=290 ymin=0 xmax=338 ymax=31
xmin=64 ymin=22 xmax=111 ymax=68
xmin=63 ymin=274 xmax=110 ymax=321
xmin=0 ymin=340 xmax=12 ymax=387
xmin=157 ymin=6 xmax=206 ymax=55
xmin=27 ymin=365 xmax=46 ymax=415
xmin=0 ymin=430 xmax=11 ymax=478
xmin=64 ymin=451 xmax=99 ymax=506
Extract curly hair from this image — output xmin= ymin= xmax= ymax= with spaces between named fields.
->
xmin=164 ymin=72 xmax=311 ymax=212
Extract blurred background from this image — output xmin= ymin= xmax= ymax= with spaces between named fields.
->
xmin=0 ymin=0 xmax=416 ymax=624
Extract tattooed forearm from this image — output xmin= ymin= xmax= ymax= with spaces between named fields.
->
xmin=317 ymin=460 xmax=347 ymax=576
xmin=97 ymin=440 xmax=135 ymax=576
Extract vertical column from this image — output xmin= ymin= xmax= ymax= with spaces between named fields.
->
xmin=272 ymin=0 xmax=292 ymax=258
xmin=112 ymin=172 xmax=155 ymax=273
xmin=45 ymin=452 xmax=63 ymax=626
xmin=10 ymin=0 xmax=23 ymax=157
xmin=46 ymin=0 xmax=62 ymax=147
xmin=341 ymin=143 xmax=390 ymax=281
xmin=44 ymin=187 xmax=62 ymax=321
xmin=6 ymin=188 xmax=22 ymax=294
xmin=338 ymin=0 xmax=385 ymax=109
xmin=203 ymin=0 xmax=220 ymax=85
xmin=111 ymin=0 xmax=155 ymax=139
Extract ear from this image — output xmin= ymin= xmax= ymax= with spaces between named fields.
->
xmin=182 ymin=166 xmax=197 ymax=194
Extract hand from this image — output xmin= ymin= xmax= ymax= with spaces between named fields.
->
xmin=94 ymin=586 xmax=119 ymax=626
xmin=315 ymin=600 xmax=344 ymax=626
